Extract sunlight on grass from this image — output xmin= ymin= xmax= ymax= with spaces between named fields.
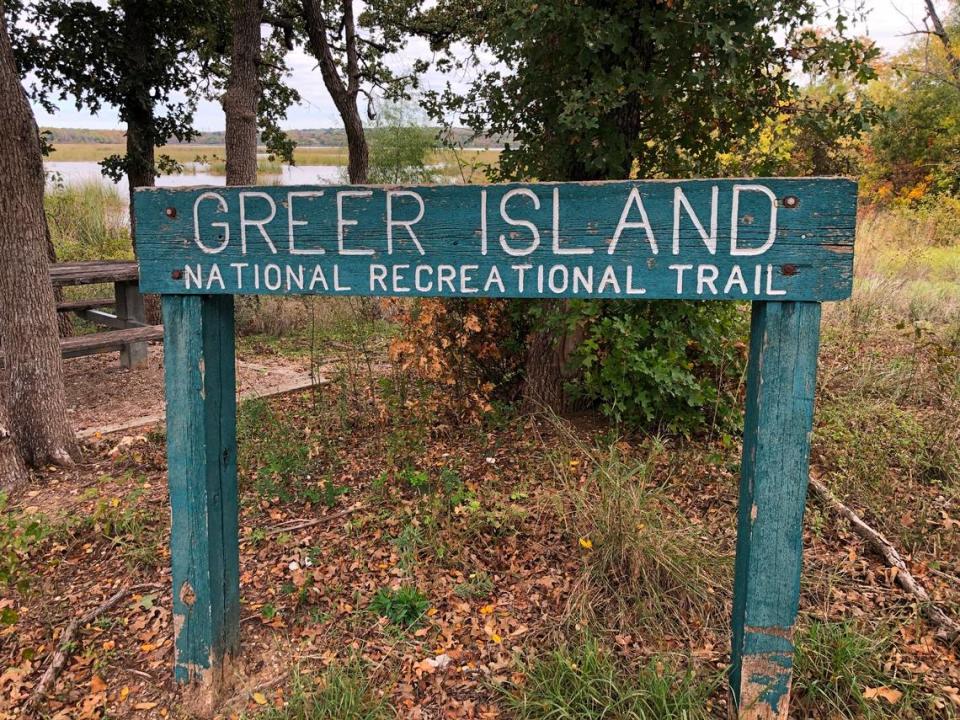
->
xmin=252 ymin=665 xmax=391 ymax=720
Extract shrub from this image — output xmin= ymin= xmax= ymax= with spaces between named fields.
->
xmin=394 ymin=298 xmax=746 ymax=435
xmin=568 ymin=300 xmax=747 ymax=434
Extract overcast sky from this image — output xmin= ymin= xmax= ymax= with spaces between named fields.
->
xmin=30 ymin=0 xmax=950 ymax=131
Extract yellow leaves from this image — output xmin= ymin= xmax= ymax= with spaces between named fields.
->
xmin=864 ymin=686 xmax=903 ymax=704
xmin=119 ymin=686 xmax=130 ymax=702
xmin=578 ymin=537 xmax=593 ymax=550
xmin=479 ymin=604 xmax=495 ymax=616
xmin=251 ymin=691 xmax=268 ymax=705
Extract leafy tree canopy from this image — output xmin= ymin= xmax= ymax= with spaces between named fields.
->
xmin=419 ymin=0 xmax=878 ymax=183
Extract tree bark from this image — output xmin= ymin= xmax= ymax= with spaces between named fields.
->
xmin=0 ymin=16 xmax=77 ymax=468
xmin=925 ymin=0 xmax=960 ymax=84
xmin=0 ymin=382 xmax=27 ymax=490
xmin=520 ymin=301 xmax=584 ymax=413
xmin=224 ymin=0 xmax=262 ymax=186
xmin=121 ymin=0 xmax=157 ymax=244
xmin=300 ymin=0 xmax=369 ymax=183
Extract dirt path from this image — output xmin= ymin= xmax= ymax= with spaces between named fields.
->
xmin=63 ymin=344 xmax=316 ymax=437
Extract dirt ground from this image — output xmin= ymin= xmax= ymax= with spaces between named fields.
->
xmin=63 ymin=345 xmax=314 ymax=436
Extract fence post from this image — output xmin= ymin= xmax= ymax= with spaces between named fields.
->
xmin=730 ymin=301 xmax=822 ymax=719
xmin=162 ymin=294 xmax=239 ymax=712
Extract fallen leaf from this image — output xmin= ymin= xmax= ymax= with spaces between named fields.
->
xmin=864 ymin=686 xmax=903 ymax=704
xmin=252 ymin=692 xmax=268 ymax=705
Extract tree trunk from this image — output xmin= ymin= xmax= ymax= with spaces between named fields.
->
xmin=343 ymin=108 xmax=369 ymax=184
xmin=121 ymin=0 xmax=156 ymax=244
xmin=0 ymin=381 xmax=27 ymax=490
xmin=520 ymin=300 xmax=584 ymax=413
xmin=47 ymin=230 xmax=73 ymax=337
xmin=300 ymin=0 xmax=369 ymax=183
xmin=223 ymin=0 xmax=262 ymax=186
xmin=0 ymin=17 xmax=77 ymax=468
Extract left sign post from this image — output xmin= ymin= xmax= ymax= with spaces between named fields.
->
xmin=162 ymin=293 xmax=239 ymax=711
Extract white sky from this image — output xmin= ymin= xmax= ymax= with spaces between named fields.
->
xmin=30 ymin=0 xmax=950 ymax=131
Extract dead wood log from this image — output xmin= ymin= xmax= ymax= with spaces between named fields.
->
xmin=24 ymin=583 xmax=162 ymax=715
xmin=809 ymin=473 xmax=960 ymax=643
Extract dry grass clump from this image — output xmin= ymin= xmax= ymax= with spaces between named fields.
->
xmin=544 ymin=419 xmax=730 ymax=640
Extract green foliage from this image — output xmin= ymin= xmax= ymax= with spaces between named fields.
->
xmin=369 ymin=585 xmax=429 ymax=628
xmin=422 ymin=0 xmax=876 ymax=181
xmin=0 ymin=494 xmax=49 ymax=596
xmin=792 ymin=621 xmax=927 ymax=719
xmin=255 ymin=665 xmax=391 ymax=720
xmin=238 ymin=398 xmax=312 ymax=502
xmin=568 ymin=301 xmax=747 ymax=434
xmin=504 ymin=638 xmax=717 ymax=720
xmin=367 ymin=103 xmax=439 ymax=184
xmin=863 ymin=13 xmax=960 ymax=202
xmin=44 ymin=180 xmax=132 ymax=261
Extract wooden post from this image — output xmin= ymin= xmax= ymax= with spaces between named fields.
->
xmin=162 ymin=294 xmax=239 ymax=712
xmin=730 ymin=301 xmax=821 ymax=719
xmin=115 ymin=279 xmax=148 ymax=368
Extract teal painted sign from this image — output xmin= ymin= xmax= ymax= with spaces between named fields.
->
xmin=139 ymin=177 xmax=857 ymax=720
xmin=134 ymin=178 xmax=855 ymax=301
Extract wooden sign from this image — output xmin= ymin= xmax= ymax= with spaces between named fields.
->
xmin=134 ymin=177 xmax=857 ymax=720
xmin=135 ymin=179 xmax=855 ymax=301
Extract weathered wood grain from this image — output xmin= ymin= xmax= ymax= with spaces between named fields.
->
xmin=730 ymin=301 xmax=821 ymax=719
xmin=134 ymin=179 xmax=856 ymax=301
xmin=59 ymin=324 xmax=163 ymax=357
xmin=162 ymin=295 xmax=239 ymax=707
xmin=50 ymin=260 xmax=139 ymax=286
xmin=56 ymin=296 xmax=115 ymax=312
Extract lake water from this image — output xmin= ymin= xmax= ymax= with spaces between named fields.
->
xmin=44 ymin=161 xmax=345 ymax=199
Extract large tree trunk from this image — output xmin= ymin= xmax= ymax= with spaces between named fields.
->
xmin=301 ymin=0 xmax=369 ymax=183
xmin=0 ymin=382 xmax=27 ymax=490
xmin=223 ymin=0 xmax=262 ymax=186
xmin=0 ymin=17 xmax=77 ymax=468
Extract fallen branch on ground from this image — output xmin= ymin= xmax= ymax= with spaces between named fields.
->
xmin=24 ymin=583 xmax=163 ymax=716
xmin=809 ymin=473 xmax=960 ymax=643
xmin=263 ymin=503 xmax=364 ymax=537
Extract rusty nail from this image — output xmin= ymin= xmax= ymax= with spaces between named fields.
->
xmin=165 ymin=207 xmax=177 ymax=218
xmin=782 ymin=196 xmax=798 ymax=209
xmin=781 ymin=264 xmax=798 ymax=276
xmin=171 ymin=269 xmax=183 ymax=280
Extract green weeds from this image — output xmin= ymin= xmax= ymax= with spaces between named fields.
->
xmin=505 ymin=638 xmax=717 ymax=720
xmin=254 ymin=665 xmax=391 ymax=720
xmin=792 ymin=620 xmax=929 ymax=719
xmin=369 ymin=586 xmax=429 ymax=628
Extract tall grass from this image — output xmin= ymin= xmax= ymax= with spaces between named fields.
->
xmin=45 ymin=180 xmax=131 ymax=262
xmin=546 ymin=420 xmax=730 ymax=638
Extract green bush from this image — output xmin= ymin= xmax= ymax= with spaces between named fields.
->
xmin=568 ymin=300 xmax=747 ymax=434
